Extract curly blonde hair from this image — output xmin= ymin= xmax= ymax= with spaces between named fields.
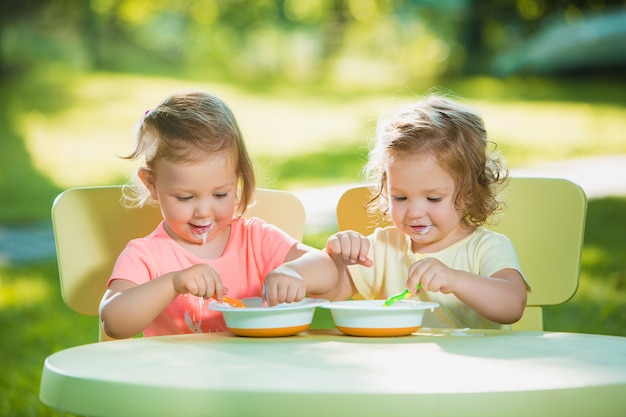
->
xmin=365 ymin=94 xmax=508 ymax=228
xmin=122 ymin=91 xmax=255 ymax=216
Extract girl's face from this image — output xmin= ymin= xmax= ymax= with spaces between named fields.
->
xmin=385 ymin=153 xmax=471 ymax=253
xmin=140 ymin=151 xmax=239 ymax=251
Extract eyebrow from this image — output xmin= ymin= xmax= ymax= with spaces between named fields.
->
xmin=389 ymin=185 xmax=453 ymax=194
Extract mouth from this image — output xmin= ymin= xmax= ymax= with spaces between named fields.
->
xmin=191 ymin=223 xmax=213 ymax=242
xmin=409 ymin=224 xmax=432 ymax=235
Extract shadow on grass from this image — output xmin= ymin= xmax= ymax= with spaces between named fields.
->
xmin=446 ymin=75 xmax=626 ymax=106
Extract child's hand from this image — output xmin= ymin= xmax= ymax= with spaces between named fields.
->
xmin=325 ymin=231 xmax=373 ymax=267
xmin=407 ymin=257 xmax=459 ymax=294
xmin=263 ymin=267 xmax=307 ymax=306
xmin=171 ymin=264 xmax=223 ymax=299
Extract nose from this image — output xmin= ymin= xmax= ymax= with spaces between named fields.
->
xmin=193 ymin=198 xmax=213 ymax=219
xmin=406 ymin=199 xmax=426 ymax=218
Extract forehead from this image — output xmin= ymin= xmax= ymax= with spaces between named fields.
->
xmin=157 ymin=146 xmax=235 ymax=167
xmin=154 ymin=151 xmax=237 ymax=184
xmin=386 ymin=154 xmax=455 ymax=189
xmin=386 ymin=152 xmax=444 ymax=173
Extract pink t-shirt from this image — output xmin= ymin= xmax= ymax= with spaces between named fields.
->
xmin=108 ymin=217 xmax=298 ymax=336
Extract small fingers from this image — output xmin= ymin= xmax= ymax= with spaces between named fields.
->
xmin=264 ymin=283 xmax=285 ymax=306
xmin=340 ymin=233 xmax=369 ymax=263
xmin=407 ymin=259 xmax=426 ymax=292
xmin=184 ymin=280 xmax=200 ymax=296
xmin=325 ymin=235 xmax=343 ymax=256
xmin=191 ymin=265 xmax=223 ymax=299
xmin=326 ymin=232 xmax=372 ymax=267
xmin=280 ymin=284 xmax=305 ymax=304
xmin=263 ymin=278 xmax=306 ymax=306
xmin=194 ymin=277 xmax=208 ymax=297
xmin=408 ymin=258 xmax=447 ymax=293
xmin=210 ymin=279 xmax=224 ymax=300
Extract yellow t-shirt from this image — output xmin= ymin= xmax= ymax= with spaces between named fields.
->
xmin=347 ymin=226 xmax=529 ymax=329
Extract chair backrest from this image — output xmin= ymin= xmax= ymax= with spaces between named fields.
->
xmin=51 ymin=186 xmax=305 ymax=341
xmin=336 ymin=177 xmax=588 ymax=331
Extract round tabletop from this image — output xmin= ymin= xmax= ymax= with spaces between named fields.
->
xmin=40 ymin=329 xmax=626 ymax=417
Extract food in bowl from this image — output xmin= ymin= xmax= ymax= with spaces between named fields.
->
xmin=319 ymin=299 xmax=439 ymax=337
xmin=209 ymin=297 xmax=329 ymax=337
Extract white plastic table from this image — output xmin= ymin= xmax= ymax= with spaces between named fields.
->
xmin=40 ymin=329 xmax=626 ymax=417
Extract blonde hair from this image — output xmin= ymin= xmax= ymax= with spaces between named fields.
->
xmin=122 ymin=91 xmax=255 ymax=215
xmin=365 ymin=94 xmax=508 ymax=227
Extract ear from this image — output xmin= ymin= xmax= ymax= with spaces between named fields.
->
xmin=138 ymin=167 xmax=159 ymax=201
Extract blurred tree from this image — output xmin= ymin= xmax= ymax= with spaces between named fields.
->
xmin=1 ymin=0 xmax=624 ymax=84
xmin=0 ymin=0 xmax=48 ymax=75
xmin=458 ymin=0 xmax=626 ymax=75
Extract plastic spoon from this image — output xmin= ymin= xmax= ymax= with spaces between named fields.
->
xmin=383 ymin=283 xmax=422 ymax=307
xmin=213 ymin=295 xmax=246 ymax=308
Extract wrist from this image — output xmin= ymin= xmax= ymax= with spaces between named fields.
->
xmin=270 ymin=266 xmax=303 ymax=281
xmin=162 ymin=271 xmax=183 ymax=295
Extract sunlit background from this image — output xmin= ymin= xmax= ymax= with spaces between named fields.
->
xmin=2 ymin=0 xmax=625 ymax=208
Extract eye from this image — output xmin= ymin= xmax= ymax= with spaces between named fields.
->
xmin=391 ymin=195 xmax=407 ymax=202
xmin=213 ymin=192 xmax=228 ymax=199
xmin=427 ymin=196 xmax=443 ymax=202
xmin=176 ymin=195 xmax=193 ymax=201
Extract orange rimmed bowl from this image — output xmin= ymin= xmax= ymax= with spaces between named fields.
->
xmin=320 ymin=300 xmax=439 ymax=337
xmin=209 ymin=297 xmax=329 ymax=337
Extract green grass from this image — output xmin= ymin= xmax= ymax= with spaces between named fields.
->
xmin=1 ymin=71 xmax=625 ymax=416
xmin=543 ymin=197 xmax=626 ymax=336
xmin=0 ymin=263 xmax=99 ymax=417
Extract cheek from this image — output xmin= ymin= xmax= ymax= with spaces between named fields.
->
xmin=217 ymin=198 xmax=237 ymax=218
xmin=434 ymin=202 xmax=462 ymax=223
xmin=388 ymin=203 xmax=404 ymax=223
xmin=160 ymin=199 xmax=186 ymax=219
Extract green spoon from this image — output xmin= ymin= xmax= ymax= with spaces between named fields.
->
xmin=383 ymin=283 xmax=422 ymax=307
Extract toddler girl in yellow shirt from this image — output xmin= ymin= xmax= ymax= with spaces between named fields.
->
xmin=322 ymin=94 xmax=529 ymax=329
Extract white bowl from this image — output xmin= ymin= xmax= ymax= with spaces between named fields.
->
xmin=209 ymin=297 xmax=329 ymax=337
xmin=319 ymin=299 xmax=439 ymax=337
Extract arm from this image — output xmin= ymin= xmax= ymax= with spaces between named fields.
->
xmin=263 ymin=243 xmax=340 ymax=305
xmin=323 ymin=232 xmax=369 ymax=300
xmin=303 ymin=231 xmax=373 ymax=302
xmin=99 ymin=263 xmax=224 ymax=339
xmin=407 ymin=259 xmax=527 ymax=324
xmin=465 ymin=268 xmax=528 ymax=324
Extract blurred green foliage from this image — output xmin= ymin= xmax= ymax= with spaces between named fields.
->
xmin=2 ymin=0 xmax=625 ymax=85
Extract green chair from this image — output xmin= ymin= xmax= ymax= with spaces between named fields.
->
xmin=335 ymin=177 xmax=588 ymax=331
xmin=51 ymin=186 xmax=306 ymax=341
